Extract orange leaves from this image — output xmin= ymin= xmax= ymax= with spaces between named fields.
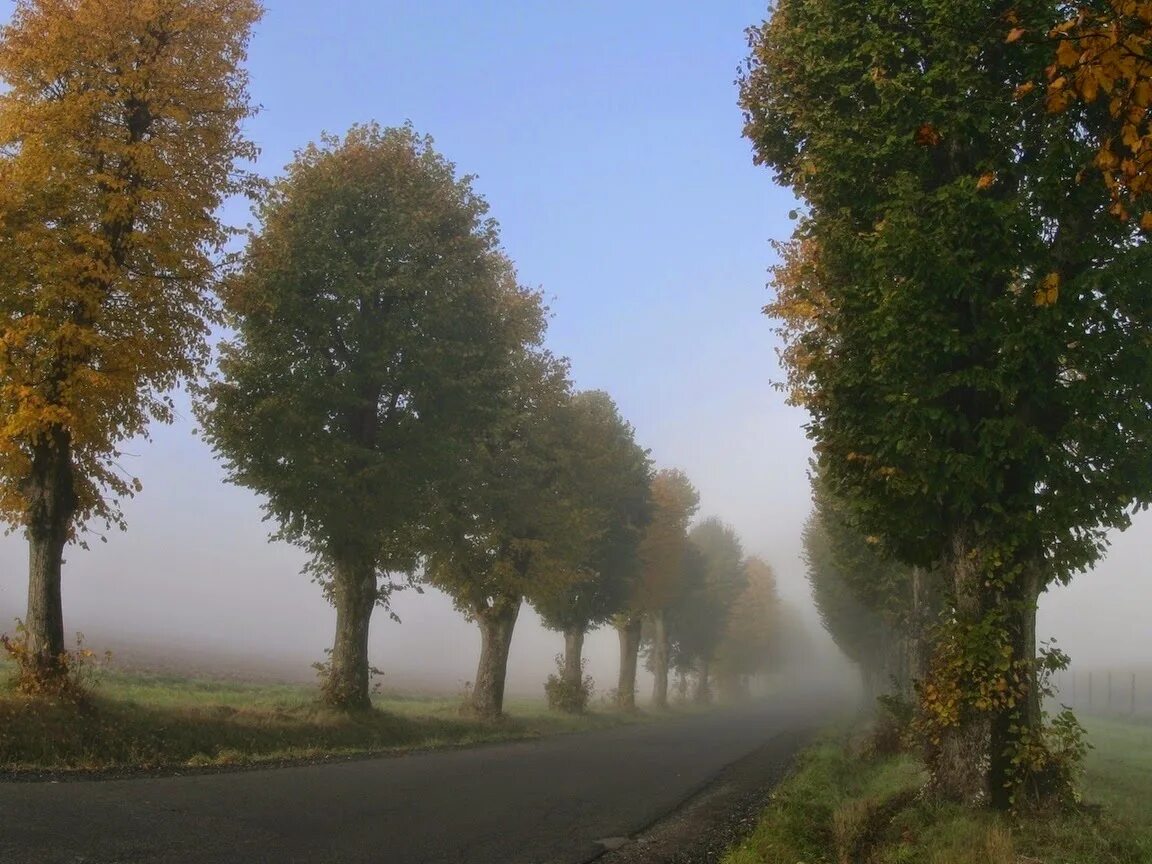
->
xmin=976 ymin=172 xmax=997 ymax=190
xmin=1006 ymin=27 xmax=1027 ymax=43
xmin=1047 ymin=2 xmax=1152 ymax=202
xmin=914 ymin=122 xmax=943 ymax=147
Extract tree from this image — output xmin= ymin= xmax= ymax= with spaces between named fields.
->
xmin=0 ymin=0 xmax=260 ymax=680
xmin=742 ymin=0 xmax=1152 ymax=807
xmin=713 ymin=555 xmax=781 ymax=702
xmin=423 ymin=354 xmax=589 ymax=719
xmin=534 ymin=390 xmax=652 ymax=713
xmin=616 ymin=468 xmax=699 ymax=709
xmin=671 ymin=518 xmax=745 ymax=703
xmin=199 ymin=123 xmax=547 ymax=710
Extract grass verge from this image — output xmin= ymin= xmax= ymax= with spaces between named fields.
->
xmin=723 ymin=717 xmax=1152 ymax=864
xmin=0 ymin=664 xmax=656 ymax=775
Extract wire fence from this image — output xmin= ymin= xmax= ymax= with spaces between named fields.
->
xmin=1051 ymin=668 xmax=1152 ymax=720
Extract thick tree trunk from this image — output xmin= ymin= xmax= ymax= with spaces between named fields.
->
xmin=616 ymin=616 xmax=642 ymax=711
xmin=471 ymin=596 xmax=520 ymax=719
xmin=24 ymin=428 xmax=77 ymax=678
xmin=930 ymin=529 xmax=993 ymax=805
xmin=650 ymin=610 xmax=670 ymax=709
xmin=694 ymin=658 xmax=711 ymax=704
xmin=988 ymin=562 xmax=1044 ymax=809
xmin=326 ymin=557 xmax=378 ymax=711
xmin=562 ymin=626 xmax=585 ymax=702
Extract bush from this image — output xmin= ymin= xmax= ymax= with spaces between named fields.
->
xmin=0 ymin=621 xmax=105 ymax=705
xmin=544 ymin=654 xmax=594 ymax=713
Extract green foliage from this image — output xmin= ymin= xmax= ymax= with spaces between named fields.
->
xmin=667 ymin=518 xmax=745 ymax=682
xmin=742 ymin=0 xmax=1152 ymax=805
xmin=200 ymin=122 xmax=545 ymax=594
xmin=533 ymin=390 xmax=653 ymax=635
xmin=543 ymin=654 xmax=594 ymax=714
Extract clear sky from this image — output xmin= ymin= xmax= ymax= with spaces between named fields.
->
xmin=0 ymin=1 xmax=1146 ymax=693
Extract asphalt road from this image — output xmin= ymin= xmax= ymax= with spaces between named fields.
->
xmin=0 ymin=695 xmax=836 ymax=864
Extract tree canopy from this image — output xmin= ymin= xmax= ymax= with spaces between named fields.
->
xmin=199 ymin=123 xmax=547 ymax=709
xmin=0 ymin=0 xmax=261 ymax=676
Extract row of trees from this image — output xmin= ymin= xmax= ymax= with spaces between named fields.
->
xmin=0 ymin=0 xmax=783 ymax=717
xmin=742 ymin=0 xmax=1152 ymax=809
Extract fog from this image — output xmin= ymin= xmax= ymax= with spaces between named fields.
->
xmin=0 ymin=0 xmax=1149 ymax=695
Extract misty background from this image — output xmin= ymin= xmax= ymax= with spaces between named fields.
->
xmin=0 ymin=0 xmax=1146 ymax=695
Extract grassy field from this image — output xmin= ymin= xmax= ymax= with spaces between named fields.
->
xmin=723 ymin=716 xmax=1152 ymax=864
xmin=0 ymin=662 xmax=655 ymax=774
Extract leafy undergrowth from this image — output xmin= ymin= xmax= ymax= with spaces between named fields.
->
xmin=723 ymin=719 xmax=1151 ymax=864
xmin=0 ymin=664 xmax=653 ymax=774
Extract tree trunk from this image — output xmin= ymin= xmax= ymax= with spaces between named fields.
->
xmin=616 ymin=615 xmax=642 ymax=711
xmin=650 ymin=610 xmax=670 ymax=709
xmin=694 ymin=658 xmax=711 ymax=704
xmin=24 ymin=427 xmax=77 ymax=678
xmin=562 ymin=625 xmax=586 ymax=709
xmin=471 ymin=595 xmax=520 ymax=719
xmin=326 ymin=556 xmax=378 ymax=711
xmin=929 ymin=530 xmax=992 ymax=805
xmin=988 ymin=561 xmax=1044 ymax=809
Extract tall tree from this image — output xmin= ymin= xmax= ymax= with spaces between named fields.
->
xmin=0 ymin=0 xmax=260 ymax=680
xmin=742 ymin=0 xmax=1152 ymax=807
xmin=713 ymin=556 xmax=781 ymax=702
xmin=672 ymin=518 xmax=746 ymax=703
xmin=423 ymin=356 xmax=588 ymax=719
xmin=616 ymin=468 xmax=699 ymax=709
xmin=199 ymin=123 xmax=547 ymax=710
xmin=533 ymin=390 xmax=652 ymax=713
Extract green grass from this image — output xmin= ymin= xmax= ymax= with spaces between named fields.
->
xmin=723 ymin=718 xmax=1152 ymax=864
xmin=0 ymin=662 xmax=655 ymax=774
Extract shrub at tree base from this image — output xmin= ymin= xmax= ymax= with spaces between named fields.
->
xmin=1 ymin=622 xmax=105 ymax=705
xmin=544 ymin=655 xmax=594 ymax=714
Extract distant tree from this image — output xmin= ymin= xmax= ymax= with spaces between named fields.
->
xmin=616 ymin=468 xmax=699 ymax=709
xmin=671 ymin=518 xmax=746 ymax=703
xmin=0 ymin=0 xmax=261 ymax=681
xmin=713 ymin=556 xmax=781 ymax=701
xmin=534 ymin=390 xmax=652 ymax=713
xmin=199 ymin=124 xmax=547 ymax=711
xmin=422 ymin=354 xmax=592 ymax=719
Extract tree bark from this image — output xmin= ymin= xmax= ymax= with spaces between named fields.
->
xmin=326 ymin=556 xmax=378 ymax=711
xmin=929 ymin=529 xmax=992 ymax=805
xmin=562 ymin=625 xmax=586 ymax=711
xmin=694 ymin=658 xmax=711 ymax=704
xmin=616 ymin=615 xmax=642 ymax=711
xmin=988 ymin=561 xmax=1044 ymax=809
xmin=24 ymin=427 xmax=77 ymax=678
xmin=650 ymin=610 xmax=670 ymax=709
xmin=471 ymin=595 xmax=520 ymax=719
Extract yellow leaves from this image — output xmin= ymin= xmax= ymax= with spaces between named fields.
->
xmin=0 ymin=0 xmax=260 ymax=528
xmin=1140 ymin=210 xmax=1152 ymax=230
xmin=1034 ymin=272 xmax=1060 ymax=307
xmin=1013 ymin=81 xmax=1036 ymax=100
xmin=1006 ymin=27 xmax=1027 ymax=44
xmin=976 ymin=172 xmax=997 ymax=190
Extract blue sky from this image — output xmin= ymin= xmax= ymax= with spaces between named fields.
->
xmin=0 ymin=1 xmax=1146 ymax=691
